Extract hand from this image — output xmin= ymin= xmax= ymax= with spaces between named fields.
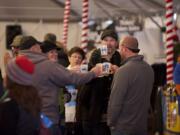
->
xmin=110 ymin=65 xmax=119 ymax=74
xmin=64 ymin=92 xmax=71 ymax=103
xmin=90 ymin=64 xmax=102 ymax=77
xmin=4 ymin=52 xmax=12 ymax=66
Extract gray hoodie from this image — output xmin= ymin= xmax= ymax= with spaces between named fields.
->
xmin=19 ymin=50 xmax=96 ymax=124
xmin=107 ymin=55 xmax=154 ymax=134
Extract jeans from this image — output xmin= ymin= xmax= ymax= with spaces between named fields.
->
xmin=82 ymin=122 xmax=110 ymax=135
xmin=64 ymin=122 xmax=83 ymax=135
xmin=111 ymin=130 xmax=131 ymax=135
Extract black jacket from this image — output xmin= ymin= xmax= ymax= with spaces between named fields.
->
xmin=76 ymin=49 xmax=121 ymax=124
xmin=0 ymin=99 xmax=40 ymax=135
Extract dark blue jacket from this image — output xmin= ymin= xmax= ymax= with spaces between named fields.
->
xmin=0 ymin=99 xmax=40 ymax=135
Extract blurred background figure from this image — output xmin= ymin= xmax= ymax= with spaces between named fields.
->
xmin=3 ymin=35 xmax=24 ymax=67
xmin=0 ymin=69 xmax=3 ymax=98
xmin=11 ymin=35 xmax=24 ymax=57
xmin=44 ymin=33 xmax=69 ymax=67
xmin=2 ymin=35 xmax=25 ymax=102
xmin=86 ymin=40 xmax=96 ymax=63
xmin=173 ymin=55 xmax=180 ymax=95
xmin=41 ymin=41 xmax=58 ymax=62
xmin=44 ymin=33 xmax=57 ymax=44
xmin=56 ymin=41 xmax=69 ymax=67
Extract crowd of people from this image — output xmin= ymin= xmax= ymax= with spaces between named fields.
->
xmin=0 ymin=30 xmax=155 ymax=135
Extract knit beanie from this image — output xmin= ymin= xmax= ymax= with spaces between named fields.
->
xmin=6 ymin=55 xmax=35 ymax=85
xmin=101 ymin=29 xmax=118 ymax=41
xmin=41 ymin=41 xmax=57 ymax=53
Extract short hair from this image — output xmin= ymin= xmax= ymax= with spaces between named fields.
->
xmin=68 ymin=47 xmax=85 ymax=60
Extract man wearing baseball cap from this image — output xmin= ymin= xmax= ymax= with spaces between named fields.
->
xmin=3 ymin=35 xmax=25 ymax=71
xmin=18 ymin=36 xmax=102 ymax=135
xmin=19 ymin=36 xmax=42 ymax=52
xmin=10 ymin=35 xmax=24 ymax=56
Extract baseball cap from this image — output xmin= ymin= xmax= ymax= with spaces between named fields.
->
xmin=11 ymin=35 xmax=24 ymax=47
xmin=19 ymin=36 xmax=41 ymax=50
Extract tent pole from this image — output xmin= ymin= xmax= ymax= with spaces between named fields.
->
xmin=62 ymin=0 xmax=71 ymax=48
xmin=81 ymin=0 xmax=89 ymax=52
xmin=165 ymin=0 xmax=176 ymax=84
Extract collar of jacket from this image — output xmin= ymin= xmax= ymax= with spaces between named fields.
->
xmin=121 ymin=55 xmax=144 ymax=65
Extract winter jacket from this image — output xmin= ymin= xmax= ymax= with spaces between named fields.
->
xmin=19 ymin=50 xmax=96 ymax=124
xmin=76 ymin=49 xmax=121 ymax=124
xmin=108 ymin=55 xmax=154 ymax=134
xmin=0 ymin=98 xmax=40 ymax=135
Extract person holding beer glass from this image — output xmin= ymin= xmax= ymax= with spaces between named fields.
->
xmin=76 ymin=29 xmax=121 ymax=135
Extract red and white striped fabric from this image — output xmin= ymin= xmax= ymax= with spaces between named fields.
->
xmin=62 ymin=0 xmax=71 ymax=48
xmin=81 ymin=0 xmax=89 ymax=52
xmin=165 ymin=0 xmax=176 ymax=84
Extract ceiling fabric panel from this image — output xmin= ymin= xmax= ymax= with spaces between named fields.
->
xmin=0 ymin=0 xmax=179 ymax=21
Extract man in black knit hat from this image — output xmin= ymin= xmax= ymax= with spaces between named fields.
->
xmin=76 ymin=29 xmax=121 ymax=135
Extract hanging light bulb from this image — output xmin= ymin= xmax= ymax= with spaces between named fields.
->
xmin=105 ymin=19 xmax=113 ymax=25
xmin=173 ymin=13 xmax=177 ymax=22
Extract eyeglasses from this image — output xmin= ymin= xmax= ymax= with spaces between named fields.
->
xmin=71 ymin=55 xmax=82 ymax=60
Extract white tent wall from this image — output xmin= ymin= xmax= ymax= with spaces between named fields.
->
xmin=135 ymin=28 xmax=164 ymax=65
xmin=135 ymin=16 xmax=165 ymax=65
xmin=0 ymin=15 xmax=180 ymax=76
xmin=0 ymin=21 xmax=81 ymax=77
xmin=135 ymin=15 xmax=180 ymax=65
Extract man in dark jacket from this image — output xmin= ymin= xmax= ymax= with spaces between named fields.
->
xmin=108 ymin=36 xmax=154 ymax=135
xmin=76 ymin=29 xmax=121 ymax=135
